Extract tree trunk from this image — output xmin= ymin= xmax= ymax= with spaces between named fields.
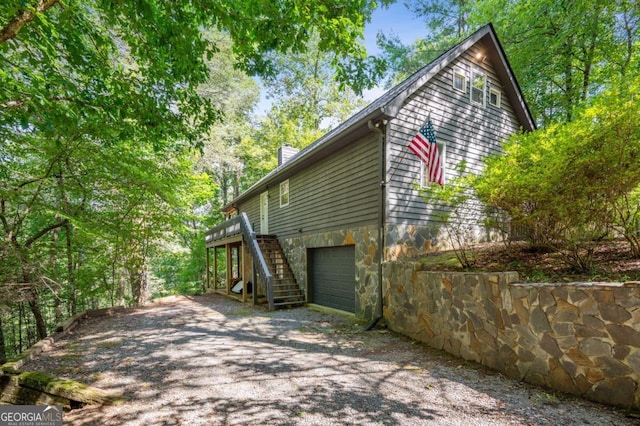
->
xmin=0 ymin=316 xmax=6 ymax=364
xmin=129 ymin=265 xmax=148 ymax=306
xmin=18 ymin=257 xmax=47 ymax=340
xmin=65 ymin=222 xmax=77 ymax=315
xmin=51 ymin=225 xmax=64 ymax=325
xmin=18 ymin=303 xmax=24 ymax=353
xmin=28 ymin=294 xmax=47 ymax=340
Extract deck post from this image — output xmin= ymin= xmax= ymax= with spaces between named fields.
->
xmin=241 ymin=241 xmax=247 ymax=302
xmin=226 ymin=243 xmax=231 ymax=295
xmin=252 ymin=262 xmax=257 ymax=305
xmin=213 ymin=247 xmax=218 ymax=292
xmin=205 ymin=247 xmax=210 ymax=292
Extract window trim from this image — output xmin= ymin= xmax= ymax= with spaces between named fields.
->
xmin=419 ymin=141 xmax=446 ymax=188
xmin=489 ymin=87 xmax=501 ymax=108
xmin=452 ymin=69 xmax=467 ymax=93
xmin=470 ymin=70 xmax=486 ymax=106
xmin=279 ymin=179 xmax=290 ymax=208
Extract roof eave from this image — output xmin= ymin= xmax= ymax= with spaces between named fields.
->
xmin=221 ymin=107 xmax=391 ymax=212
xmin=384 ymin=23 xmax=535 ymax=132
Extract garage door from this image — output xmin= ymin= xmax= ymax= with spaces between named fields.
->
xmin=309 ymin=246 xmax=355 ymax=313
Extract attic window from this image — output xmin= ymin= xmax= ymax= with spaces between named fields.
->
xmin=489 ymin=87 xmax=501 ymax=108
xmin=279 ymin=179 xmax=290 ymax=207
xmin=470 ymin=71 xmax=486 ymax=106
xmin=452 ymin=70 xmax=466 ymax=93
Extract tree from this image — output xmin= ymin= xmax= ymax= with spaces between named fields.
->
xmin=1 ymin=0 xmax=390 ymax=346
xmin=242 ymin=34 xmax=370 ymax=187
xmin=380 ymin=1 xmax=639 ymax=124
xmin=377 ymin=0 xmax=473 ymax=86
xmin=408 ymin=0 xmax=472 ymax=38
xmin=470 ymin=0 xmax=639 ymax=124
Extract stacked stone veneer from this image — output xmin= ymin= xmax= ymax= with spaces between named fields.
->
xmin=383 ymin=261 xmax=640 ymax=409
xmin=385 ymin=224 xmax=439 ymax=260
xmin=385 ymin=223 xmax=496 ymax=260
xmin=279 ymin=225 xmax=381 ymax=319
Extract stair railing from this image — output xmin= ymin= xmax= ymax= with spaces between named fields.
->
xmin=238 ymin=213 xmax=275 ymax=310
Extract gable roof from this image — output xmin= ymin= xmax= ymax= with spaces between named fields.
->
xmin=223 ymin=23 xmax=534 ymax=212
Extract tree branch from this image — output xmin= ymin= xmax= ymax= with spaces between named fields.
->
xmin=0 ymin=0 xmax=61 ymax=44
xmin=25 ymin=219 xmax=68 ymax=248
xmin=1 ymin=96 xmax=76 ymax=110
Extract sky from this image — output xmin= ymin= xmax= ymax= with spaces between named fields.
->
xmin=255 ymin=2 xmax=428 ymax=115
xmin=362 ymin=1 xmax=428 ymax=102
xmin=363 ymin=1 xmax=426 ymax=55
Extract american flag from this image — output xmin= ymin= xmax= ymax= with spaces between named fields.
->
xmin=408 ymin=119 xmax=443 ymax=186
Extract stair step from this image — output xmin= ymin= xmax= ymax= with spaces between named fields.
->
xmin=274 ymin=296 xmax=304 ymax=302
xmin=273 ymin=291 xmax=302 ymax=297
xmin=273 ymin=300 xmax=305 ymax=307
xmin=273 ymin=282 xmax=299 ymax=287
xmin=256 ymin=234 xmax=304 ymax=310
xmin=273 ymin=284 xmax=301 ymax=290
xmin=273 ymin=297 xmax=305 ymax=302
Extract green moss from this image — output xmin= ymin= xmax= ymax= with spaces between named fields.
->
xmin=419 ymin=251 xmax=462 ymax=269
xmin=97 ymin=340 xmax=122 ymax=349
xmin=228 ymin=308 xmax=252 ymax=316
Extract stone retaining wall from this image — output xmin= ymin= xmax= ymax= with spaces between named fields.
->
xmin=383 ymin=261 xmax=640 ymax=408
xmin=1 ymin=305 xmax=130 ymax=408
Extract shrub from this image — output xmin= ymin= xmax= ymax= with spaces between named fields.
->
xmin=475 ymin=76 xmax=640 ymax=271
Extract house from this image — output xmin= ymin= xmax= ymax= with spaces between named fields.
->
xmin=205 ymin=24 xmax=534 ymax=319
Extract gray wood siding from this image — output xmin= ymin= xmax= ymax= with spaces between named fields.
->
xmin=242 ymin=196 xmax=260 ymax=233
xmin=239 ymin=133 xmax=381 ymax=236
xmin=386 ymin=43 xmax=522 ymax=226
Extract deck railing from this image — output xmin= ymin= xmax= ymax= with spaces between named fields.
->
xmin=205 ymin=214 xmax=275 ymax=310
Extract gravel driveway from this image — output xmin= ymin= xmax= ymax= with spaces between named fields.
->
xmin=22 ymin=294 xmax=635 ymax=425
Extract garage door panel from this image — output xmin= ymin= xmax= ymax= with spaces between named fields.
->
xmin=309 ymin=246 xmax=355 ymax=313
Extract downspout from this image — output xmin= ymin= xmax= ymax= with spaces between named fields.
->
xmin=366 ymin=119 xmax=386 ymax=331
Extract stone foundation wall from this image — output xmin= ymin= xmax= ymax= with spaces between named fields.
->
xmin=384 ymin=223 xmax=500 ymax=260
xmin=279 ymin=225 xmax=381 ymax=319
xmin=383 ymin=261 xmax=640 ymax=409
xmin=385 ymin=224 xmax=439 ymax=260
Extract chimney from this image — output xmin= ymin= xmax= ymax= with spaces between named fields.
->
xmin=277 ymin=144 xmax=299 ymax=166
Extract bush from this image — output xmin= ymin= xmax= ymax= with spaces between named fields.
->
xmin=420 ymin=161 xmax=479 ymax=268
xmin=475 ymin=76 xmax=640 ymax=271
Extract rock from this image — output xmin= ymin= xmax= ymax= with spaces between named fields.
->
xmin=575 ymin=324 xmax=608 ymax=338
xmin=594 ymin=356 xmax=633 ymax=377
xmin=530 ymin=307 xmax=551 ymax=333
xmin=587 ymin=377 xmax=637 ymax=408
xmin=548 ymin=358 xmax=577 ymax=394
xmin=578 ymin=338 xmax=612 ymax=357
xmin=613 ymin=345 xmax=630 ymax=360
xmin=598 ymin=303 xmax=632 ymax=323
xmin=541 ymin=333 xmax=563 ymax=358
xmin=606 ymin=324 xmax=640 ymax=347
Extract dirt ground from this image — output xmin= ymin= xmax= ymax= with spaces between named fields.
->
xmin=419 ymin=240 xmax=640 ymax=283
xmin=21 ymin=294 xmax=637 ymax=425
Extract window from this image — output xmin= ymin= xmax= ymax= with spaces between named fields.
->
xmin=279 ymin=179 xmax=289 ymax=207
xmin=452 ymin=70 xmax=466 ymax=93
xmin=470 ymin=71 xmax=486 ymax=106
xmin=420 ymin=142 xmax=446 ymax=187
xmin=489 ymin=87 xmax=501 ymax=108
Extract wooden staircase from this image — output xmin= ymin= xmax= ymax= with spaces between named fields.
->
xmin=256 ymin=235 xmax=305 ymax=308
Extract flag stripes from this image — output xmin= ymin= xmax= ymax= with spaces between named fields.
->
xmin=408 ymin=119 xmax=443 ymax=186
